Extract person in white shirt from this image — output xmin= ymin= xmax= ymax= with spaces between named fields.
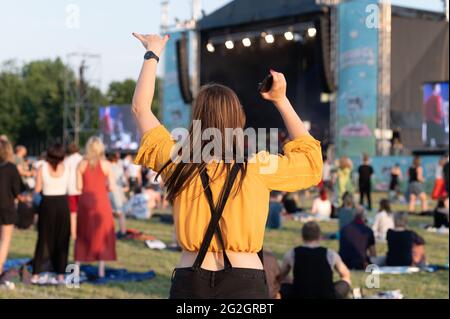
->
xmin=32 ymin=144 xmax=71 ymax=285
xmin=124 ymin=154 xmax=142 ymax=193
xmin=125 ymin=187 xmax=150 ymax=220
xmin=372 ymin=199 xmax=394 ymax=242
xmin=64 ymin=143 xmax=83 ymax=240
xmin=311 ymin=189 xmax=332 ymax=220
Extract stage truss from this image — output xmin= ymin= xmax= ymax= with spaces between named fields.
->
xmin=63 ymin=53 xmax=102 ymax=147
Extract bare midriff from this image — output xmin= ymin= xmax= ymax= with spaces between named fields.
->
xmin=177 ymin=251 xmax=263 ymax=271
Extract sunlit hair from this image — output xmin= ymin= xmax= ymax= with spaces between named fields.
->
xmin=339 ymin=156 xmax=352 ymax=169
xmin=0 ymin=139 xmax=14 ymax=163
xmin=85 ymin=136 xmax=105 ymax=167
xmin=158 ymin=83 xmax=248 ymax=203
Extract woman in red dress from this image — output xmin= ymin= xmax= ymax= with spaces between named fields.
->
xmin=75 ymin=136 xmax=117 ymax=278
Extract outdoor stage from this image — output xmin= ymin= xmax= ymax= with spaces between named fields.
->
xmin=162 ymin=0 xmax=448 ymax=160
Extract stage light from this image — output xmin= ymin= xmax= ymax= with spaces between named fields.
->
xmin=284 ymin=31 xmax=294 ymax=41
xmin=206 ymin=42 xmax=215 ymax=53
xmin=242 ymin=38 xmax=252 ymax=47
xmin=307 ymin=27 xmax=317 ymax=38
xmin=225 ymin=40 xmax=234 ymax=50
xmin=265 ymin=34 xmax=275 ymax=44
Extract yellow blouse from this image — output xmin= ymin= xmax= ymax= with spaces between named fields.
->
xmin=135 ymin=125 xmax=323 ymax=253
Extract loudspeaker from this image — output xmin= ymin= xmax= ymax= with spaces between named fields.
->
xmin=176 ymin=33 xmax=194 ymax=104
xmin=318 ymin=14 xmax=335 ymax=93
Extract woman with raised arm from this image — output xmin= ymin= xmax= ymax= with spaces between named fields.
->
xmin=132 ymin=33 xmax=323 ymax=299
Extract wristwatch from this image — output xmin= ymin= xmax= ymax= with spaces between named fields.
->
xmin=144 ymin=51 xmax=160 ymax=63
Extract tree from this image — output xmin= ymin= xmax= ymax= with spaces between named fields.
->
xmin=0 ymin=58 xmax=108 ymax=153
xmin=0 ymin=63 xmax=25 ymax=142
xmin=107 ymin=78 xmax=161 ymax=118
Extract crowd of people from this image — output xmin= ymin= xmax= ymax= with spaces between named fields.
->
xmin=261 ymin=152 xmax=448 ymax=299
xmin=0 ymin=134 xmax=166 ymax=288
xmin=1 ymin=131 xmax=448 ymax=297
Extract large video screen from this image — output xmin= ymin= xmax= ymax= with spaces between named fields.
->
xmin=99 ymin=105 xmax=139 ymax=151
xmin=422 ymin=82 xmax=449 ymax=147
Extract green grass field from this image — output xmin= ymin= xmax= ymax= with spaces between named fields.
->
xmin=1 ymin=193 xmax=448 ymax=299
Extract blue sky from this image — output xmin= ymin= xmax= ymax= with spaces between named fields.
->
xmin=0 ymin=0 xmax=444 ymax=92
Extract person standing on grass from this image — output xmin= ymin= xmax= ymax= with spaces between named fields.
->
xmin=65 ymin=143 xmax=83 ymax=240
xmin=13 ymin=145 xmax=34 ymax=191
xmin=278 ymin=222 xmax=351 ymax=299
xmin=75 ymin=137 xmax=117 ymax=280
xmin=389 ymin=163 xmax=403 ymax=201
xmin=131 ymin=33 xmax=323 ymax=299
xmin=407 ymin=156 xmax=428 ymax=214
xmin=0 ymin=139 xmax=21 ymax=289
xmin=334 ymin=157 xmax=354 ymax=206
xmin=107 ymin=152 xmax=128 ymax=237
xmin=358 ymin=153 xmax=374 ymax=211
xmin=32 ymin=144 xmax=71 ymax=285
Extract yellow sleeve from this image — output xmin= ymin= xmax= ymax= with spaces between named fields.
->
xmin=134 ymin=125 xmax=176 ymax=172
xmin=253 ymin=135 xmax=323 ymax=192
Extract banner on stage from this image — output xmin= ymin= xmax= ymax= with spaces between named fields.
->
xmin=336 ymin=0 xmax=379 ymax=157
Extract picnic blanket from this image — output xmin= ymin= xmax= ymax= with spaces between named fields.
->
xmin=121 ymin=228 xmax=157 ymax=241
xmin=3 ymin=259 xmax=156 ymax=285
xmin=79 ymin=265 xmax=156 ymax=284
xmin=3 ymin=258 xmax=30 ymax=272
xmin=371 ymin=265 xmax=448 ymax=275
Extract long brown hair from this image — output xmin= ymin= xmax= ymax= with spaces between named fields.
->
xmin=46 ymin=144 xmax=65 ymax=170
xmin=158 ymin=84 xmax=248 ymax=202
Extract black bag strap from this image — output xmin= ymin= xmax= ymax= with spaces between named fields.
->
xmin=192 ymin=163 xmax=241 ymax=270
xmin=199 ymin=170 xmax=232 ymax=269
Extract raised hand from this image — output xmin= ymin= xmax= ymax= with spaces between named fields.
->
xmin=261 ymin=69 xmax=287 ymax=104
xmin=132 ymin=33 xmax=170 ymax=57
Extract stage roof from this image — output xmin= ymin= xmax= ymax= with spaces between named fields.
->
xmin=198 ymin=0 xmax=447 ymax=31
xmin=198 ymin=0 xmax=325 ymax=30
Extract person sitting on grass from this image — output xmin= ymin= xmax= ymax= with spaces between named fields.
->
xmin=339 ymin=206 xmax=376 ymax=270
xmin=278 ymin=222 xmax=351 ymax=299
xmin=311 ymin=188 xmax=332 ymax=220
xmin=338 ymin=192 xmax=356 ymax=230
xmin=372 ymin=198 xmax=394 ymax=242
xmin=433 ymin=199 xmax=449 ymax=229
xmin=125 ymin=187 xmax=150 ymax=220
xmin=386 ymin=212 xmax=426 ymax=267
xmin=267 ymin=191 xmax=284 ymax=229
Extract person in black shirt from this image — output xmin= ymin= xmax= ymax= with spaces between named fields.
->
xmin=0 ymin=139 xmax=22 ymax=288
xmin=358 ymin=154 xmax=374 ymax=210
xmin=387 ymin=212 xmax=426 ymax=266
xmin=408 ymin=156 xmax=428 ymax=214
xmin=278 ymin=222 xmax=351 ymax=299
xmin=339 ymin=207 xmax=376 ymax=270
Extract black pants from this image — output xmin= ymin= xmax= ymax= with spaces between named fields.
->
xmin=280 ymin=280 xmax=351 ymax=299
xmin=359 ymin=188 xmax=372 ymax=210
xmin=169 ymin=267 xmax=269 ymax=299
xmin=434 ymin=211 xmax=449 ymax=228
xmin=32 ymin=195 xmax=70 ymax=275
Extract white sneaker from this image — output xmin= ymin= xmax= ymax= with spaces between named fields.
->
xmin=0 ymin=280 xmax=16 ymax=290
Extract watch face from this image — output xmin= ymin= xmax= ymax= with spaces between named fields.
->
xmin=144 ymin=51 xmax=159 ymax=61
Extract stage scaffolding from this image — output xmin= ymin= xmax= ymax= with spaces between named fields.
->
xmin=63 ymin=53 xmax=102 ymax=147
